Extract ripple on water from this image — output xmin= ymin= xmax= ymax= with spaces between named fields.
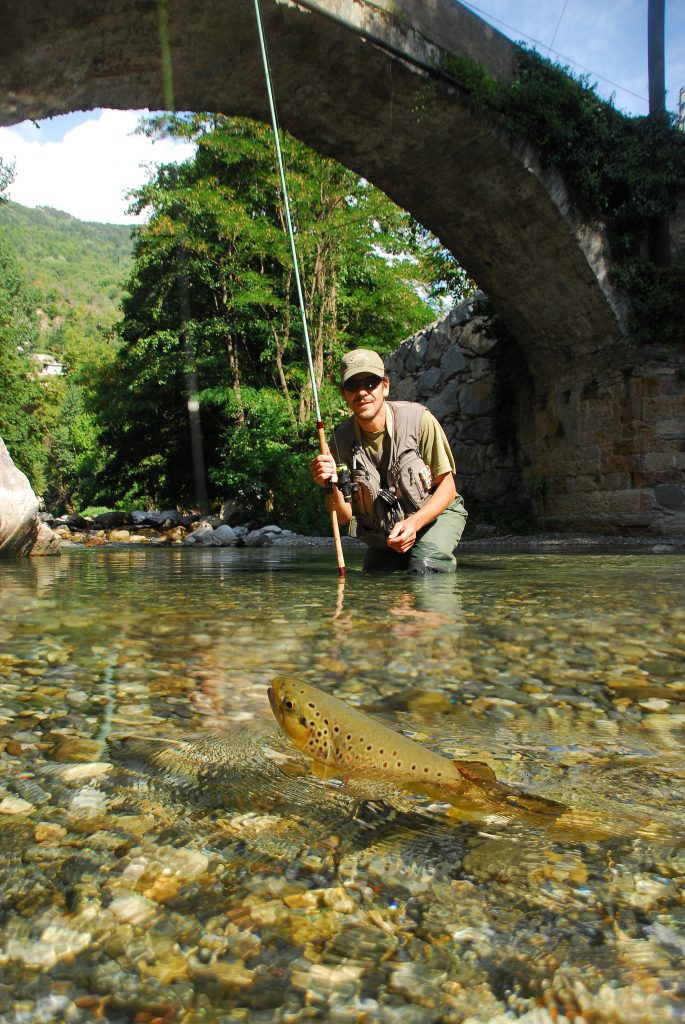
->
xmin=0 ymin=547 xmax=683 ymax=1022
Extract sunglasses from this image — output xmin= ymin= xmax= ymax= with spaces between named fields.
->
xmin=342 ymin=376 xmax=384 ymax=393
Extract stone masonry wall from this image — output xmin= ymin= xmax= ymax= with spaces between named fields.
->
xmin=386 ymin=295 xmax=685 ymax=536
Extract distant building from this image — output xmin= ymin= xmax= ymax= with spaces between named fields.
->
xmin=30 ymin=353 xmax=64 ymax=378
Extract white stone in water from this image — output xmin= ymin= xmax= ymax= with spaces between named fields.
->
xmin=0 ymin=796 xmax=34 ymax=814
xmin=68 ymin=787 xmax=109 ymax=815
xmin=328 ymin=1000 xmax=381 ymax=1024
xmin=120 ymin=856 xmax=149 ymax=883
xmin=307 ymin=963 xmax=364 ymax=988
xmin=61 ymin=762 xmax=112 ymax=782
xmin=34 ymin=995 xmax=74 ymax=1023
xmin=638 ymin=697 xmax=671 ymax=712
xmin=158 ymin=846 xmax=209 ymax=881
xmin=65 ymin=689 xmax=89 ymax=704
xmin=7 ymin=926 xmax=92 ymax=969
xmin=109 ymin=894 xmax=156 ymax=924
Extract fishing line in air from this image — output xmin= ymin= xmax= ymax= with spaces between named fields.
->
xmin=252 ymin=0 xmax=321 ymax=424
xmin=253 ymin=0 xmax=346 ymax=575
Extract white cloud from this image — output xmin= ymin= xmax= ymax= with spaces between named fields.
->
xmin=0 ymin=109 xmax=195 ymax=224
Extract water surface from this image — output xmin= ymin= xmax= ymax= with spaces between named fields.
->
xmin=1 ymin=547 xmax=684 ymax=1023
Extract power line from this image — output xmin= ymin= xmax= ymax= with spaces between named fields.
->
xmin=547 ymin=0 xmax=569 ymax=57
xmin=458 ymin=0 xmax=649 ymax=105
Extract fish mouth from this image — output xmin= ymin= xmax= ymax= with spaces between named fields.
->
xmin=267 ymin=685 xmax=283 ymax=726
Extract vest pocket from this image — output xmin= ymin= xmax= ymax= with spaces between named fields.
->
xmin=390 ymin=448 xmax=432 ymax=512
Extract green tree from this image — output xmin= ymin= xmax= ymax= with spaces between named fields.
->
xmin=93 ymin=115 xmax=455 ymax=518
xmin=0 ymin=158 xmax=15 ymax=201
xmin=0 ymin=231 xmax=46 ymax=490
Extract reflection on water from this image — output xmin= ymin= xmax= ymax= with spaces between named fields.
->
xmin=0 ymin=547 xmax=684 ymax=1023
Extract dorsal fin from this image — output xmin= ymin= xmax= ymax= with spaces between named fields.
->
xmin=453 ymin=759 xmax=497 ymax=783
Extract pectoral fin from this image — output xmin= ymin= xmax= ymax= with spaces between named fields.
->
xmin=453 ymin=760 xmax=497 ymax=783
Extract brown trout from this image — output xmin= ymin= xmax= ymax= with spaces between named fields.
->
xmin=268 ymin=677 xmax=565 ymax=819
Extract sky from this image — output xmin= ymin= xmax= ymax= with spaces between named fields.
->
xmin=0 ymin=0 xmax=682 ymax=225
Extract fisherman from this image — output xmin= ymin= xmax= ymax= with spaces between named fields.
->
xmin=310 ymin=348 xmax=468 ymax=573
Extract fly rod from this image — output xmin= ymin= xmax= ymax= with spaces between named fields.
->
xmin=253 ymin=0 xmax=346 ymax=576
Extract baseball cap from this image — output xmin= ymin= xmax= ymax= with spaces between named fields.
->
xmin=339 ymin=349 xmax=386 ymax=386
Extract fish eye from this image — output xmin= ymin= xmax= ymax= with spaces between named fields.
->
xmin=283 ymin=698 xmax=295 ymax=710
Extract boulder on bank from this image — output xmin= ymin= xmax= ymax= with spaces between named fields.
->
xmin=0 ymin=439 xmax=61 ymax=557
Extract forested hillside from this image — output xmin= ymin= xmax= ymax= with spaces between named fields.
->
xmin=0 ymin=202 xmax=133 ymax=329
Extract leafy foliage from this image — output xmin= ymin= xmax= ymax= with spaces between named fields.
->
xmin=0 ymin=204 xmax=133 ymax=508
xmin=0 ymin=231 xmax=46 ymax=488
xmin=92 ymin=115 xmax=459 ymax=517
xmin=0 ymin=158 xmax=15 ymax=200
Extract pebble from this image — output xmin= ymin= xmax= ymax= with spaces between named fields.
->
xmin=6 ymin=926 xmax=92 ymax=969
xmin=61 ymin=761 xmax=112 ymax=782
xmin=638 ymin=698 xmax=672 ymax=712
xmin=34 ymin=823 xmax=68 ymax=842
xmin=0 ymin=796 xmax=34 ymax=814
xmin=108 ymin=895 xmax=156 ymax=925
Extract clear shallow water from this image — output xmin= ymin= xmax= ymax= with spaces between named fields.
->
xmin=0 ymin=547 xmax=684 ymax=1023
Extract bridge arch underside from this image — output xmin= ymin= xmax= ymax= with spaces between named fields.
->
xmin=2 ymin=0 xmax=682 ymax=534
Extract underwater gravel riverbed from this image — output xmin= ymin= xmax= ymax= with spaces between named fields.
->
xmin=0 ymin=545 xmax=684 ymax=1024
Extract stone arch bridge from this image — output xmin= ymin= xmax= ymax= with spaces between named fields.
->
xmin=1 ymin=0 xmax=683 ymax=534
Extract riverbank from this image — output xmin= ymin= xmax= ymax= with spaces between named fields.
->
xmin=46 ymin=508 xmax=685 ymax=555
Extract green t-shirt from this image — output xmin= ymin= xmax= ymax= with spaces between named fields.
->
xmin=356 ymin=407 xmax=455 ymax=487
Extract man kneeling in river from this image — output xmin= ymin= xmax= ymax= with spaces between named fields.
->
xmin=310 ymin=349 xmax=468 ymax=574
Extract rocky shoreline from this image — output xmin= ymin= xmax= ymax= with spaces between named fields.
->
xmin=43 ymin=509 xmax=685 ymax=554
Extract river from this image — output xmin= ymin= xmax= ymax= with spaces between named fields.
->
xmin=0 ymin=546 xmax=684 ymax=1023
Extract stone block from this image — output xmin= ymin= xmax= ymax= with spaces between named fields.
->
xmin=458 ymin=417 xmax=496 ymax=444
xmin=641 ymin=452 xmax=677 ymax=473
xmin=454 ymin=443 xmax=488 ymax=474
xmin=426 ymin=378 xmax=460 ymax=421
xmin=655 ymin=419 xmax=685 ymax=441
xmin=449 ymin=293 xmax=482 ymax=330
xmin=659 ymin=512 xmax=685 ymax=536
xmin=654 ymin=484 xmax=685 ymax=510
xmin=440 ymin=344 xmax=468 ymax=379
xmin=416 ymin=365 xmax=442 ymax=397
xmin=609 ymin=489 xmax=643 ymax=514
xmin=390 ymin=377 xmax=417 ymax=402
xmin=425 ymin=325 xmax=451 ymax=367
xmin=459 ymin=318 xmax=497 ymax=354
xmin=405 ymin=335 xmax=429 ymax=372
xmin=459 ymin=374 xmax=497 ymax=416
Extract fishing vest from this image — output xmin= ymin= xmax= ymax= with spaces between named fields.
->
xmin=333 ymin=401 xmax=434 ymax=548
